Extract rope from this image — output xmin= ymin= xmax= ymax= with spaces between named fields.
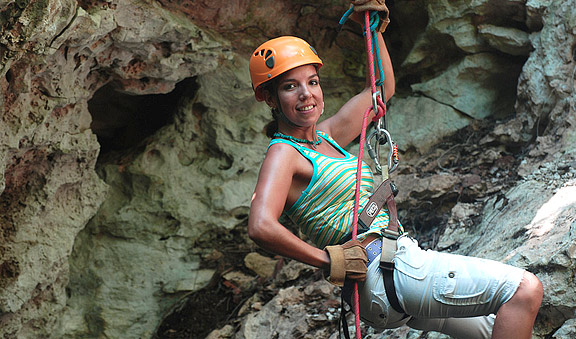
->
xmin=341 ymin=8 xmax=388 ymax=339
xmin=340 ymin=10 xmax=386 ymax=88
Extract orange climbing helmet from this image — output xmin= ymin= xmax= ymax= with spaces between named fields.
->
xmin=249 ymin=36 xmax=323 ymax=101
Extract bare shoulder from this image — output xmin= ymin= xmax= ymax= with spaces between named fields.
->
xmin=258 ymin=142 xmax=303 ymax=180
xmin=253 ymin=141 xmax=310 ymax=211
xmin=265 ymin=141 xmax=302 ymax=164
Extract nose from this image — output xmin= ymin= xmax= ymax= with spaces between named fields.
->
xmin=299 ymin=85 xmax=311 ymax=100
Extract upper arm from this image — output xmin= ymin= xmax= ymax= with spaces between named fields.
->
xmin=248 ymin=144 xmax=296 ymax=235
xmin=248 ymin=144 xmax=331 ymax=268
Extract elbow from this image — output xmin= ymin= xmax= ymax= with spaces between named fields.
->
xmin=248 ymin=224 xmax=260 ymax=243
xmin=248 ymin=218 xmax=267 ymax=245
xmin=248 ymin=221 xmax=259 ymax=242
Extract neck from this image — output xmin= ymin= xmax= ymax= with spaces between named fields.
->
xmin=274 ymin=130 xmax=322 ymax=148
xmin=277 ymin=125 xmax=318 ymax=142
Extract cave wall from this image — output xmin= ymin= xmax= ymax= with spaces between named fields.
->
xmin=0 ymin=0 xmax=574 ymax=338
xmin=0 ymin=0 xmax=235 ymax=336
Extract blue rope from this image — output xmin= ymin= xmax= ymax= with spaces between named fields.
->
xmin=339 ymin=8 xmax=385 ymax=86
xmin=339 ymin=7 xmax=354 ymax=25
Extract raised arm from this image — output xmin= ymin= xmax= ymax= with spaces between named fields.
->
xmin=318 ymin=30 xmax=394 ymax=148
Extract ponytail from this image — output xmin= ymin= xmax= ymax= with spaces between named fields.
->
xmin=265 ymin=108 xmax=280 ymax=138
xmin=258 ymin=80 xmax=280 ymax=139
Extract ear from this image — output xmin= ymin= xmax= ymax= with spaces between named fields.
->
xmin=256 ymin=86 xmax=277 ymax=108
xmin=264 ymin=93 xmax=277 ymax=109
xmin=254 ymin=86 xmax=267 ymax=102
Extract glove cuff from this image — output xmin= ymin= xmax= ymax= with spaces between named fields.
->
xmin=377 ymin=12 xmax=390 ymax=33
xmin=325 ymin=245 xmax=346 ymax=287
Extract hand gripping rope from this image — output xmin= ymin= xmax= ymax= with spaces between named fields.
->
xmin=339 ymin=7 xmax=400 ymax=339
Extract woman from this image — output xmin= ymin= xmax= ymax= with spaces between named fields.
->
xmin=247 ymin=8 xmax=542 ymax=339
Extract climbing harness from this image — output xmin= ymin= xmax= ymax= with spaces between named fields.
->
xmin=339 ymin=5 xmax=403 ymax=339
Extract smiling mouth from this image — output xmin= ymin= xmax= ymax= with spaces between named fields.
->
xmin=297 ymin=105 xmax=315 ymax=111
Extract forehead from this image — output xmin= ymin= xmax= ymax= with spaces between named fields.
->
xmin=278 ymin=65 xmax=318 ymax=82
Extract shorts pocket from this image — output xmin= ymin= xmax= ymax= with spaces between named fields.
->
xmin=394 ymin=239 xmax=431 ymax=280
xmin=432 ymin=266 xmax=494 ymax=306
xmin=364 ymin=290 xmax=391 ymax=328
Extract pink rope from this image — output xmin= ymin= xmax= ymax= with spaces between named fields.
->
xmin=351 ymin=107 xmax=371 ymax=339
xmin=351 ymin=11 xmax=387 ymax=339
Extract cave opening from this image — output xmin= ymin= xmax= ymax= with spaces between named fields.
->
xmin=88 ymin=78 xmax=197 ymax=158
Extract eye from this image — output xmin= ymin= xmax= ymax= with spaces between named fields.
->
xmin=283 ymin=83 xmax=296 ymax=90
xmin=310 ymin=79 xmax=319 ymax=86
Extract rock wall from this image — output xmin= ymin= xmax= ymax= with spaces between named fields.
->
xmin=0 ymin=0 xmax=237 ymax=337
xmin=0 ymin=0 xmax=574 ymax=338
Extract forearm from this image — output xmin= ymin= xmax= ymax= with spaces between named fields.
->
xmin=249 ymin=218 xmax=330 ymax=269
xmin=363 ymin=32 xmax=394 ymax=97
xmin=377 ymin=32 xmax=395 ymax=101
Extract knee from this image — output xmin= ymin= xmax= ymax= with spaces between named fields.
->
xmin=512 ymin=271 xmax=543 ymax=312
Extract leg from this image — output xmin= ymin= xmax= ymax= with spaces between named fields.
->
xmin=492 ymin=271 xmax=543 ymax=339
xmin=394 ymin=236 xmax=535 ymax=337
xmin=408 ymin=315 xmax=495 ymax=339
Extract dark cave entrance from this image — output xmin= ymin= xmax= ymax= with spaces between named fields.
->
xmin=88 ymin=78 xmax=196 ymax=157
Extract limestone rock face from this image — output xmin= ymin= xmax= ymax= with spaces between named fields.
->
xmin=0 ymin=0 xmax=574 ymax=338
xmin=0 ymin=0 xmax=236 ymax=337
xmin=515 ymin=0 xmax=576 ymax=145
xmin=388 ymin=0 xmax=531 ymax=153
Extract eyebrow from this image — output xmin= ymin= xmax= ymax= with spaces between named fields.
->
xmin=279 ymin=73 xmax=319 ymax=85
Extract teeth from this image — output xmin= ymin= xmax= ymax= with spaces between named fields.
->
xmin=299 ymin=105 xmax=313 ymax=111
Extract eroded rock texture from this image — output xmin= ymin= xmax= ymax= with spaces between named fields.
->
xmin=0 ymin=0 xmax=574 ymax=338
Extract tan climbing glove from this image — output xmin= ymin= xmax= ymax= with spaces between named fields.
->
xmin=324 ymin=240 xmax=368 ymax=287
xmin=351 ymin=0 xmax=390 ymax=32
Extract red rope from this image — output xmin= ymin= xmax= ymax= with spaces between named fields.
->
xmin=350 ymin=11 xmax=388 ymax=339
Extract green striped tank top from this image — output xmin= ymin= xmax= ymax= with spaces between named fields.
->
xmin=268 ymin=130 xmax=398 ymax=248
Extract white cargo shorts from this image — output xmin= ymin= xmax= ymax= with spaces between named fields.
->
xmin=353 ymin=235 xmax=524 ymax=331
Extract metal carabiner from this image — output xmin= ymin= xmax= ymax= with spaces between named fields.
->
xmin=372 ymin=91 xmax=381 ymax=120
xmin=377 ymin=128 xmax=399 ymax=174
xmin=366 ymin=129 xmax=383 ymax=174
xmin=365 ymin=127 xmax=399 ymax=175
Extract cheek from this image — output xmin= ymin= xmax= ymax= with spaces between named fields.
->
xmin=277 ymin=92 xmax=296 ymax=110
xmin=314 ymin=86 xmax=323 ymax=98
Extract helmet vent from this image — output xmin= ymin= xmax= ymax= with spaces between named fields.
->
xmin=265 ymin=50 xmax=272 ymax=58
xmin=265 ymin=56 xmax=275 ymax=69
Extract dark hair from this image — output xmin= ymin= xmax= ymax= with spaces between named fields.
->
xmin=259 ymin=80 xmax=280 ymax=138
xmin=265 ymin=108 xmax=280 ymax=138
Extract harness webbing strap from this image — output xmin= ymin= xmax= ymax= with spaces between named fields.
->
xmin=360 ymin=179 xmax=406 ymax=315
xmin=358 ymin=179 xmax=399 ymax=232
xmin=381 ymin=261 xmax=405 ymax=314
xmin=340 ymin=295 xmax=352 ymax=339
